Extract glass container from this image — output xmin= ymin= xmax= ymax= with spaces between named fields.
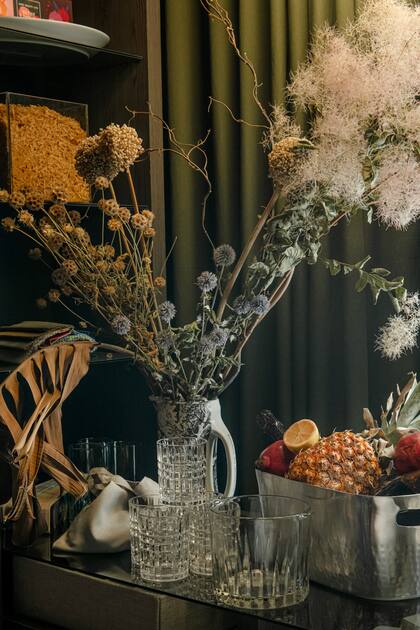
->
xmin=210 ymin=495 xmax=311 ymax=610
xmin=157 ymin=437 xmax=206 ymax=505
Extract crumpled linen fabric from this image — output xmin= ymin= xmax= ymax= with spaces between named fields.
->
xmin=53 ymin=469 xmax=159 ymax=554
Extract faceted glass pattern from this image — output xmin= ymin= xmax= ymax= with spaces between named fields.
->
xmin=210 ymin=495 xmax=311 ymax=609
xmin=157 ymin=437 xmax=206 ymax=505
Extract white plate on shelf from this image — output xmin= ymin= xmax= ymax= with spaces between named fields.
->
xmin=0 ymin=17 xmax=110 ymax=49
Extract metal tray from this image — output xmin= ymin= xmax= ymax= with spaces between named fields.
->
xmin=256 ymin=469 xmax=420 ymax=601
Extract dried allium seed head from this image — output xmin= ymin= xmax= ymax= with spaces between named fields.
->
xmin=28 ymin=247 xmax=42 ymax=261
xmin=68 ymin=210 xmax=81 ymax=226
xmin=36 ymin=297 xmax=48 ymax=310
xmin=113 ymin=257 xmax=126 ymax=272
xmin=155 ymin=276 xmax=166 ymax=288
xmin=52 ymin=189 xmax=68 ymax=204
xmin=142 ymin=209 xmax=155 ymax=225
xmin=1 ymin=217 xmax=15 ymax=232
xmin=197 ymin=271 xmax=218 ymax=293
xmin=62 ymin=285 xmax=73 ymax=296
xmin=96 ymin=260 xmax=110 ymax=272
xmin=250 ymin=294 xmax=270 ymax=316
xmin=0 ymin=189 xmax=9 ymax=203
xmin=25 ymin=191 xmax=45 ymax=211
xmin=107 ymin=218 xmax=122 ymax=232
xmin=103 ymin=244 xmax=116 ymax=258
xmin=144 ymin=227 xmax=156 ymax=238
xmin=18 ymin=210 xmax=34 ymax=227
xmin=48 ymin=289 xmax=61 ymax=303
xmin=62 ymin=259 xmax=78 ymax=276
xmin=95 ymin=176 xmax=110 ymax=190
xmin=102 ymin=199 xmax=120 ymax=217
xmin=117 ymin=207 xmax=131 ymax=223
xmin=74 ymin=227 xmax=90 ymax=245
xmin=63 ymin=223 xmax=74 ymax=234
xmin=51 ymin=268 xmax=70 ymax=287
xmin=9 ymin=191 xmax=26 ymax=209
xmin=159 ymin=301 xmax=176 ymax=323
xmin=131 ymin=212 xmax=148 ymax=230
xmin=48 ymin=233 xmax=64 ymax=252
xmin=49 ymin=203 xmax=67 ymax=224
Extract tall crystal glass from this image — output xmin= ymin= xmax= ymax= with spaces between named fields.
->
xmin=129 ymin=496 xmax=189 ymax=583
xmin=190 ymin=492 xmax=221 ymax=577
xmin=68 ymin=438 xmax=111 ymax=473
xmin=210 ymin=495 xmax=311 ymax=609
xmin=157 ymin=437 xmax=207 ymax=505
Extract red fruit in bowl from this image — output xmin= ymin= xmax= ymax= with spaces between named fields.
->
xmin=394 ymin=432 xmax=420 ymax=474
xmin=256 ymin=440 xmax=295 ymax=477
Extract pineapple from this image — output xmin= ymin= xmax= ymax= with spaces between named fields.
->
xmin=287 ymin=431 xmax=381 ymax=495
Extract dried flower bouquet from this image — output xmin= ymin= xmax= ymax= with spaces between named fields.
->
xmin=1 ymin=0 xmax=419 ymax=404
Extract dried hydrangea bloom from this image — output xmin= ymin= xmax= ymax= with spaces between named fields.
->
xmin=18 ymin=210 xmax=34 ymax=227
xmin=48 ymin=289 xmax=61 ymax=303
xmin=68 ymin=210 xmax=81 ymax=226
xmin=112 ymin=314 xmax=131 ymax=336
xmin=36 ymin=298 xmax=47 ymax=310
xmin=268 ymin=137 xmax=313 ymax=187
xmin=107 ymin=218 xmax=123 ymax=232
xmin=0 ymin=189 xmax=9 ymax=203
xmin=214 ymin=244 xmax=236 ymax=267
xmin=197 ymin=271 xmax=218 ymax=293
xmin=75 ymin=124 xmax=143 ymax=184
xmin=62 ymin=259 xmax=78 ymax=276
xmin=9 ymin=191 xmax=26 ymax=209
xmin=1 ymin=217 xmax=15 ymax=232
xmin=28 ymin=247 xmax=42 ymax=261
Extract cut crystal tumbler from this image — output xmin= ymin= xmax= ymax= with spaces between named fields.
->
xmin=210 ymin=495 xmax=311 ymax=609
xmin=129 ymin=496 xmax=189 ymax=583
xmin=157 ymin=437 xmax=207 ymax=505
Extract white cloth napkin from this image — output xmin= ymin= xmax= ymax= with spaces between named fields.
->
xmin=53 ymin=469 xmax=159 ymax=554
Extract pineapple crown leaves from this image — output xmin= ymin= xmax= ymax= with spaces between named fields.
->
xmin=323 ymin=255 xmax=406 ymax=307
xmin=365 ymin=373 xmax=420 ymax=446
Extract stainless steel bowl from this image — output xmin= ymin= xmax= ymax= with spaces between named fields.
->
xmin=256 ymin=469 xmax=420 ymax=601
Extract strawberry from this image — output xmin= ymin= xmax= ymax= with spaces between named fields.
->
xmin=255 ymin=440 xmax=295 ymax=477
xmin=394 ymin=432 xmax=420 ymax=474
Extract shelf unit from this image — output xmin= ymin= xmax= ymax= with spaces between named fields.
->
xmin=0 ymin=0 xmax=165 ymax=325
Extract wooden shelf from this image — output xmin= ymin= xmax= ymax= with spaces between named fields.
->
xmin=0 ymin=25 xmax=143 ymax=69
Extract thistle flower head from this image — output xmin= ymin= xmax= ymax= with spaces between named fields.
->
xmin=199 ymin=335 xmax=217 ymax=355
xmin=250 ymin=294 xmax=270 ymax=316
xmin=112 ymin=314 xmax=131 ymax=336
xmin=107 ymin=218 xmax=123 ymax=232
xmin=233 ymin=295 xmax=251 ymax=316
xmin=18 ymin=210 xmax=34 ymax=227
xmin=1 ymin=217 xmax=15 ymax=232
xmin=213 ymin=244 xmax=236 ymax=267
xmin=197 ymin=271 xmax=218 ymax=293
xmin=209 ymin=326 xmax=230 ymax=347
xmin=159 ymin=301 xmax=176 ymax=323
xmin=48 ymin=289 xmax=61 ymax=303
xmin=51 ymin=268 xmax=70 ymax=287
xmin=156 ymin=331 xmax=175 ymax=352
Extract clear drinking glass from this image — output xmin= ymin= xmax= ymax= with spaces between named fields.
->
xmin=68 ymin=438 xmax=111 ymax=473
xmin=190 ymin=492 xmax=221 ymax=577
xmin=129 ymin=496 xmax=189 ymax=583
xmin=157 ymin=437 xmax=207 ymax=505
xmin=110 ymin=441 xmax=136 ymax=480
xmin=210 ymin=495 xmax=311 ymax=609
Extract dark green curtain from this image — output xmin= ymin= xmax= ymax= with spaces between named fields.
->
xmin=162 ymin=0 xmax=420 ymax=492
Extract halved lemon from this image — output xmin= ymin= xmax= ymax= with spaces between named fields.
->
xmin=283 ymin=419 xmax=320 ymax=453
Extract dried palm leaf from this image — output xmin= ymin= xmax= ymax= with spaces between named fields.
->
xmin=0 ymin=342 xmax=93 ymax=546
